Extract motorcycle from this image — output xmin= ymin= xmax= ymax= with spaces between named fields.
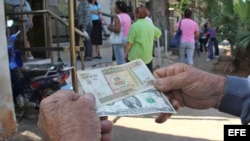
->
xmin=7 ymin=27 xmax=72 ymax=120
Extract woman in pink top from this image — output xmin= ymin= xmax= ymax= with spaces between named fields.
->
xmin=108 ymin=1 xmax=131 ymax=65
xmin=175 ymin=9 xmax=199 ymax=65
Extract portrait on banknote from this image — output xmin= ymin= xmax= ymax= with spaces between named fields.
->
xmin=122 ymin=96 xmax=142 ymax=108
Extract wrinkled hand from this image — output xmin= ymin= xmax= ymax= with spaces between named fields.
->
xmin=153 ymin=63 xmax=226 ymax=123
xmin=37 ymin=90 xmax=112 ymax=141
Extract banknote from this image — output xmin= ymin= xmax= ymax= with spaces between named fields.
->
xmin=97 ymin=89 xmax=176 ymax=116
xmin=77 ymin=59 xmax=155 ymax=107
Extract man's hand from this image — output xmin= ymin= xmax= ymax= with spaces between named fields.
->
xmin=37 ymin=90 xmax=112 ymax=141
xmin=153 ymin=63 xmax=226 ymax=123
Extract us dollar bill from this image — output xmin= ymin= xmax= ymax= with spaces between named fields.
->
xmin=97 ymin=89 xmax=176 ymax=116
xmin=77 ymin=59 xmax=155 ymax=107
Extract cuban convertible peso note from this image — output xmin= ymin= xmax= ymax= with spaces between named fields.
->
xmin=77 ymin=59 xmax=155 ymax=107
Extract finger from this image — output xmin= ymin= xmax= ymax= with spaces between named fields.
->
xmin=155 ymin=113 xmax=171 ymax=123
xmin=83 ymin=93 xmax=96 ymax=103
xmin=153 ymin=63 xmax=186 ymax=78
xmin=155 ymin=98 xmax=181 ymax=123
xmin=76 ymin=93 xmax=96 ymax=107
xmin=153 ymin=63 xmax=189 ymax=92
xmin=164 ymin=92 xmax=182 ymax=110
xmin=101 ymin=133 xmax=112 ymax=141
xmin=100 ymin=120 xmax=112 ymax=141
xmin=154 ymin=72 xmax=187 ymax=92
xmin=171 ymin=99 xmax=181 ymax=111
xmin=171 ymin=91 xmax=185 ymax=107
xmin=101 ymin=120 xmax=113 ymax=134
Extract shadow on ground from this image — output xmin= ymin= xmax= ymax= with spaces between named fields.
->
xmin=112 ymin=125 xmax=211 ymax=141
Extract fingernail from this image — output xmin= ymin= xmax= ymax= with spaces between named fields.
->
xmin=84 ymin=93 xmax=95 ymax=103
xmin=155 ymin=78 xmax=164 ymax=86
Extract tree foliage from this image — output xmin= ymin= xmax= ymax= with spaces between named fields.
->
xmin=203 ymin=0 xmax=250 ymax=49
xmin=206 ymin=0 xmax=250 ymax=71
xmin=234 ymin=0 xmax=250 ymax=53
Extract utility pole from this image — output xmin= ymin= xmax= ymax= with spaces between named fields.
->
xmin=0 ymin=1 xmax=17 ymax=140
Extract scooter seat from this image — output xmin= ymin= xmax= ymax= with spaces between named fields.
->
xmin=24 ymin=62 xmax=65 ymax=71
xmin=24 ymin=69 xmax=58 ymax=78
xmin=23 ymin=63 xmax=65 ymax=78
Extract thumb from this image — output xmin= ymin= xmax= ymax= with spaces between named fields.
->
xmin=75 ymin=94 xmax=97 ymax=115
xmin=154 ymin=78 xmax=171 ymax=92
xmin=83 ymin=93 xmax=96 ymax=106
xmin=154 ymin=74 xmax=185 ymax=92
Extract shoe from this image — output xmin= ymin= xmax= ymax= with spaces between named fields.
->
xmin=206 ymin=58 xmax=210 ymax=61
xmin=85 ymin=57 xmax=92 ymax=61
xmin=94 ymin=56 xmax=102 ymax=59
xmin=27 ymin=56 xmax=34 ymax=60
xmin=96 ymin=56 xmax=102 ymax=59
xmin=215 ymin=55 xmax=219 ymax=58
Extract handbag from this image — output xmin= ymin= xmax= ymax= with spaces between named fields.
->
xmin=170 ymin=20 xmax=182 ymax=48
xmin=108 ymin=15 xmax=123 ymax=44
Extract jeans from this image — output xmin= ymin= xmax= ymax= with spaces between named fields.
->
xmin=214 ymin=38 xmax=219 ymax=56
xmin=199 ymin=38 xmax=208 ymax=52
xmin=208 ymin=39 xmax=215 ymax=60
xmin=84 ymin=23 xmax=93 ymax=58
xmin=113 ymin=36 xmax=126 ymax=65
xmin=179 ymin=42 xmax=195 ymax=65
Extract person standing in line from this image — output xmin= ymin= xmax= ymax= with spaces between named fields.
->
xmin=23 ymin=0 xmax=34 ymax=60
xmin=107 ymin=1 xmax=131 ymax=65
xmin=8 ymin=0 xmax=34 ymax=60
xmin=77 ymin=0 xmax=93 ymax=61
xmin=199 ymin=23 xmax=208 ymax=53
xmin=214 ymin=27 xmax=220 ymax=58
xmin=175 ymin=9 xmax=199 ymax=65
xmin=125 ymin=6 xmax=161 ymax=72
xmin=206 ymin=22 xmax=217 ymax=61
xmin=88 ymin=0 xmax=103 ymax=59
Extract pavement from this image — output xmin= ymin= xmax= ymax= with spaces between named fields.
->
xmin=14 ymin=42 xmax=241 ymax=141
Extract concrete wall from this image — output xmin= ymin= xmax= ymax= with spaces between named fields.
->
xmin=0 ymin=1 xmax=17 ymax=140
